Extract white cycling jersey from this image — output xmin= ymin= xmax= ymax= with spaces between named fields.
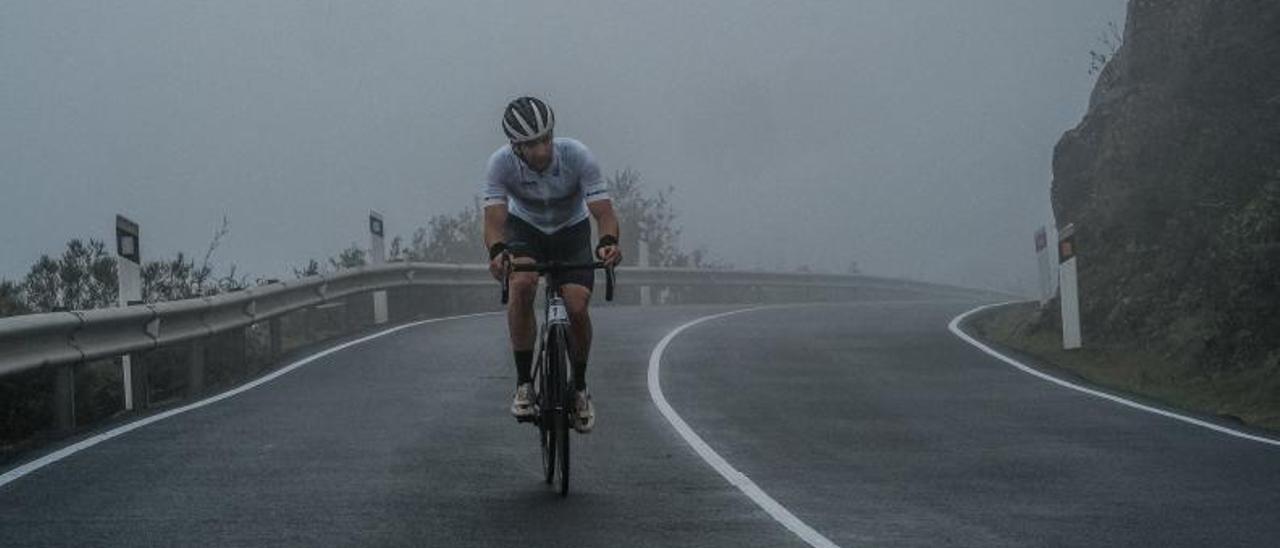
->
xmin=482 ymin=137 xmax=610 ymax=234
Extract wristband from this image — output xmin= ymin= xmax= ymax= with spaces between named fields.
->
xmin=596 ymin=235 xmax=618 ymax=257
xmin=488 ymin=242 xmax=508 ymax=260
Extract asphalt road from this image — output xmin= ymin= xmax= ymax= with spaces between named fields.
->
xmin=2 ymin=299 xmax=1279 ymax=547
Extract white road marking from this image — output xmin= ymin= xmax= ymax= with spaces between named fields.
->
xmin=648 ymin=306 xmax=842 ymax=548
xmin=0 ymin=311 xmax=501 ymax=489
xmin=949 ymin=302 xmax=1280 ymax=447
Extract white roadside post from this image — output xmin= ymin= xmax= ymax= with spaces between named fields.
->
xmin=1058 ymin=223 xmax=1082 ymax=350
xmin=639 ymin=239 xmax=651 ymax=306
xmin=1035 ymin=226 xmax=1053 ymax=307
xmin=369 ymin=211 xmax=388 ymax=325
xmin=115 ymin=215 xmax=143 ymax=410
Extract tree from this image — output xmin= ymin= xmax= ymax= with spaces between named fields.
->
xmin=1089 ymin=20 xmax=1123 ymax=78
xmin=388 ymin=235 xmax=405 ymax=262
xmin=140 ymin=216 xmax=246 ymax=302
xmin=293 ymin=259 xmax=322 ymax=279
xmin=22 ymin=239 xmax=118 ymax=312
xmin=142 ymin=252 xmax=210 ymax=302
xmin=329 ymin=244 xmax=368 ymax=270
xmin=403 ymin=198 xmax=485 ymax=263
xmin=607 ymin=169 xmax=727 ymax=269
xmin=0 ymin=280 xmax=29 ymax=318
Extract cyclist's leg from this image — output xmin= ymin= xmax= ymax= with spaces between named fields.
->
xmin=504 ymin=217 xmax=544 ymax=390
xmin=547 ymin=218 xmax=596 ymax=392
xmin=560 ymin=283 xmax=596 ymax=432
xmin=560 ymin=283 xmax=592 ymax=383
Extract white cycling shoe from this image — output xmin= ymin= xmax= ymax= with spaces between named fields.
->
xmin=573 ymin=390 xmax=595 ymax=433
xmin=511 ymin=382 xmax=534 ymax=419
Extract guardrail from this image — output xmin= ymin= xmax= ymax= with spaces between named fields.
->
xmin=0 ymin=263 xmax=1009 ymax=447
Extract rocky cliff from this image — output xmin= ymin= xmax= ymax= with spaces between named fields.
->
xmin=1050 ymin=0 xmax=1280 ymax=372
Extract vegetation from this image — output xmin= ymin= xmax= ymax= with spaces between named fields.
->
xmin=0 ymin=217 xmax=251 ymax=318
xmin=1088 ymin=21 xmax=1123 ymax=78
xmin=1 ymin=169 xmax=734 ymax=317
xmin=606 ymin=169 xmax=726 ymax=269
xmin=20 ymin=239 xmax=117 ymax=312
xmin=375 ymin=168 xmax=727 ymax=269
xmin=968 ymin=302 xmax=1280 ymax=432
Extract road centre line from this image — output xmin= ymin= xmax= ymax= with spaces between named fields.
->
xmin=647 ymin=306 xmax=842 ymax=548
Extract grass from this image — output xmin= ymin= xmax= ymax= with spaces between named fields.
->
xmin=966 ymin=302 xmax=1280 ymax=432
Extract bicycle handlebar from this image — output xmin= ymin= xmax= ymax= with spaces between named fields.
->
xmin=500 ymin=259 xmax=616 ymax=304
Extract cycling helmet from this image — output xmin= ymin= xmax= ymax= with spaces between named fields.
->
xmin=502 ymin=96 xmax=555 ymax=143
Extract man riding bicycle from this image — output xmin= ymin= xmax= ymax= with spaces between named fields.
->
xmin=482 ymin=96 xmax=622 ymax=433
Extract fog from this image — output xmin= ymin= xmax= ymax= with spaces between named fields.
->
xmin=1 ymin=1 xmax=1126 ymax=293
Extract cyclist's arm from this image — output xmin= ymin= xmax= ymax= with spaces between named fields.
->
xmin=481 ymin=148 xmax=510 ymax=253
xmin=587 ymin=199 xmax=619 ymax=241
xmin=484 ymin=204 xmax=507 ymax=251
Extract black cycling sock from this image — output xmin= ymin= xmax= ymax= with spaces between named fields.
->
xmin=514 ymin=350 xmax=533 ymax=385
xmin=572 ymin=361 xmax=587 ymax=392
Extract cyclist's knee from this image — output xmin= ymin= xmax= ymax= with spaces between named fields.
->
xmin=509 ymin=272 xmax=538 ymax=302
xmin=561 ymin=285 xmax=591 ymax=317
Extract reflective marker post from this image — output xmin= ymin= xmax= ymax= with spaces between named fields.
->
xmin=1035 ymin=226 xmax=1053 ymax=307
xmin=1058 ymin=223 xmax=1082 ymax=350
xmin=369 ymin=211 xmax=388 ymax=324
xmin=116 ymin=215 xmax=143 ymax=410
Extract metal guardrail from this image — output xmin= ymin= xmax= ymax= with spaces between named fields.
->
xmin=0 ymin=263 xmax=487 ymax=377
xmin=0 ymin=262 xmax=1009 ymax=438
xmin=0 ymin=263 xmax=1001 ymax=377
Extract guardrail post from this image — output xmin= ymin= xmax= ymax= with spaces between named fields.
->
xmin=130 ymin=354 xmax=150 ymax=410
xmin=304 ymin=306 xmax=316 ymax=344
xmin=269 ymin=317 xmax=283 ymax=358
xmin=53 ymin=363 xmax=75 ymax=431
xmin=236 ymin=326 xmax=249 ymax=379
xmin=187 ymin=340 xmax=205 ymax=398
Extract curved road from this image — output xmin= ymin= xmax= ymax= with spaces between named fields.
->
xmin=2 ymin=300 xmax=1279 ymax=547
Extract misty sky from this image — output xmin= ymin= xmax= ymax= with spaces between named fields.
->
xmin=1 ymin=1 xmax=1127 ymax=293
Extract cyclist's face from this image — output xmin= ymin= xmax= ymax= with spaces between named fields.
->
xmin=514 ymin=134 xmax=553 ymax=172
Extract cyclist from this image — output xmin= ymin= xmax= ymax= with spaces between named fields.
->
xmin=482 ymin=96 xmax=621 ymax=433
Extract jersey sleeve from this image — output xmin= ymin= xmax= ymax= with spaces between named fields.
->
xmin=574 ymin=141 xmax=610 ymax=204
xmin=481 ymin=149 xmax=509 ymax=208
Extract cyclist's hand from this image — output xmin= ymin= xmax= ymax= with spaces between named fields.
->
xmin=489 ymin=252 xmax=510 ymax=281
xmin=596 ymin=244 xmax=621 ymax=267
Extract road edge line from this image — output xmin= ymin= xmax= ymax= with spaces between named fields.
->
xmin=0 ymin=311 xmax=502 ymax=488
xmin=949 ymin=302 xmax=1280 ymax=448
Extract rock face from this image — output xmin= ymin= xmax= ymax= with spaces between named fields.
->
xmin=1051 ymin=0 xmax=1280 ymax=371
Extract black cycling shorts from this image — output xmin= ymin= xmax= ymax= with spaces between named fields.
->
xmin=504 ymin=215 xmax=595 ymax=291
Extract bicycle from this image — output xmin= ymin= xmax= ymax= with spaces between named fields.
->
xmin=501 ymin=259 xmax=615 ymax=496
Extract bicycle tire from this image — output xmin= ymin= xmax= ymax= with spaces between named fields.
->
xmin=536 ymin=352 xmax=555 ymax=485
xmin=552 ymin=326 xmax=573 ymax=496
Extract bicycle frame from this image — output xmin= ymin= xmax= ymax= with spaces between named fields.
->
xmin=499 ymin=259 xmax=614 ymax=496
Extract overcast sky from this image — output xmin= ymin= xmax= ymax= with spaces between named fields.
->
xmin=1 ymin=1 xmax=1127 ymax=293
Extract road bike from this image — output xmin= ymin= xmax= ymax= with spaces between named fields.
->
xmin=501 ymin=260 xmax=615 ymax=496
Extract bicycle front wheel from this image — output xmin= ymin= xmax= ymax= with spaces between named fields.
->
xmin=552 ymin=326 xmax=573 ymax=497
xmin=557 ymin=396 xmax=571 ymax=496
xmin=536 ymin=354 xmax=555 ymax=485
